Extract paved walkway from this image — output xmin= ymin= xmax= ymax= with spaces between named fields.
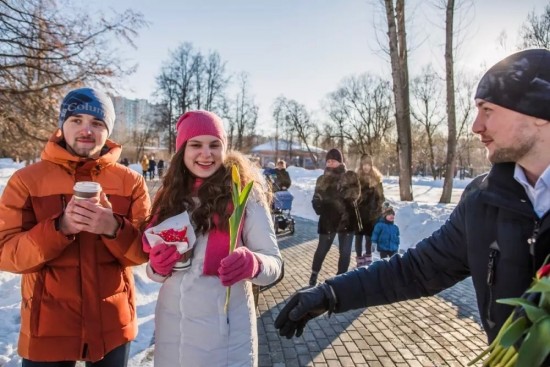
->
xmin=256 ymin=217 xmax=488 ymax=367
xmin=145 ymin=181 xmax=488 ymax=366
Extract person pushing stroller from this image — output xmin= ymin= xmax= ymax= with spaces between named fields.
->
xmin=264 ymin=160 xmax=295 ymax=234
xmin=264 ymin=160 xmax=291 ymax=192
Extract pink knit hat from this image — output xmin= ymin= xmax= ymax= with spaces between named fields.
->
xmin=175 ymin=110 xmax=227 ymax=152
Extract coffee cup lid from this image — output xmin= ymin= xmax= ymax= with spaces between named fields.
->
xmin=73 ymin=181 xmax=101 ymax=193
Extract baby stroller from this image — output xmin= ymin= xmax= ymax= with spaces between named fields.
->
xmin=272 ymin=190 xmax=295 ymax=234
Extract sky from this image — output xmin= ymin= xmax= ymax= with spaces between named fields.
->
xmin=84 ymin=0 xmax=547 ymax=134
xmin=0 ymin=158 xmax=472 ymax=366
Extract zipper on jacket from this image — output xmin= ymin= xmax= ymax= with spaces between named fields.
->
xmin=527 ymin=219 xmax=540 ymax=274
xmin=485 ymin=241 xmax=499 ymax=328
xmin=81 ymin=343 xmax=88 ymax=359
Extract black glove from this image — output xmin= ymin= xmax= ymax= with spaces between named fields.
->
xmin=274 ymin=283 xmax=337 ymax=339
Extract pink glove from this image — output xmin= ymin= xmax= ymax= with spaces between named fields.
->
xmin=149 ymin=243 xmax=181 ymax=276
xmin=218 ymin=247 xmax=261 ymax=286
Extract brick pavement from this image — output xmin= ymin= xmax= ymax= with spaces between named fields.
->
xmin=257 ymin=216 xmax=488 ymax=367
xmin=145 ymin=181 xmax=488 ymax=366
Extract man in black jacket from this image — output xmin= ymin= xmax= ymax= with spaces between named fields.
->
xmin=275 ymin=49 xmax=550 ymax=347
xmin=308 ymin=148 xmax=360 ymax=286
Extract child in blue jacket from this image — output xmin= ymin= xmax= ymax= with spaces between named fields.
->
xmin=372 ymin=206 xmax=400 ymax=259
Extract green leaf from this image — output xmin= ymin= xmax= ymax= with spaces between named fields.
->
xmin=516 ymin=316 xmax=550 ymax=367
xmin=528 ymin=278 xmax=550 ymax=293
xmin=498 ymin=298 xmax=546 ymax=322
xmin=499 ymin=316 xmax=528 ymax=347
xmin=497 ymin=297 xmax=535 ymax=307
xmin=239 ymin=181 xmax=254 ymax=206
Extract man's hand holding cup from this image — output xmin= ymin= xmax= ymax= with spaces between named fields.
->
xmin=60 ymin=181 xmax=119 ymax=237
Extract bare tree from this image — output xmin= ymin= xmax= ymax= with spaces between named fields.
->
xmin=226 ymin=73 xmax=258 ymax=151
xmin=272 ymin=96 xmax=285 ymax=161
xmin=132 ymin=107 xmax=163 ymax=162
xmin=519 ymin=4 xmax=550 ymax=49
xmin=273 ymin=97 xmax=320 ymax=168
xmin=410 ymin=64 xmax=445 ymax=180
xmin=437 ymin=0 xmax=458 ymax=203
xmin=326 ymin=73 xmax=393 ymax=157
xmin=383 ymin=0 xmax=413 ymax=201
xmin=154 ymin=74 xmax=178 ymax=153
xmin=454 ymin=72 xmax=478 ymax=176
xmin=155 ymin=42 xmax=230 ymax=153
xmin=0 ymin=0 xmax=146 ymax=159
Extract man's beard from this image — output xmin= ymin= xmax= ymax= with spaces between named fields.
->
xmin=67 ymin=141 xmax=101 ymax=158
xmin=488 ymin=137 xmax=534 ymax=163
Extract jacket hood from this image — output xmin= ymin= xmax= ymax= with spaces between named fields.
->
xmin=40 ymin=129 xmax=122 ymax=174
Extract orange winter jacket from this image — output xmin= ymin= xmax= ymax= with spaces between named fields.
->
xmin=0 ymin=130 xmax=151 ymax=362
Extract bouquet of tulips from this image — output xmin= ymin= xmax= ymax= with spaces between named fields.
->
xmin=469 ymin=255 xmax=550 ymax=366
xmin=224 ymin=165 xmax=254 ymax=314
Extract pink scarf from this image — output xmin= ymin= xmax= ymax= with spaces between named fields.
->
xmin=193 ymin=178 xmax=238 ymax=276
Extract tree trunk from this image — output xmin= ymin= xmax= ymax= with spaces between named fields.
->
xmin=440 ymin=0 xmax=458 ymax=204
xmin=384 ymin=0 xmax=413 ymax=201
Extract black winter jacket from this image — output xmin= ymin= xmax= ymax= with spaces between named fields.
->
xmin=356 ymin=179 xmax=385 ymax=235
xmin=326 ymin=163 xmax=550 ymax=343
xmin=312 ymin=165 xmax=360 ymax=234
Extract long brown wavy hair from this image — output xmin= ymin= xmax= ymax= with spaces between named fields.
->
xmin=142 ymin=146 xmax=271 ymax=234
xmin=356 ymin=154 xmax=383 ymax=188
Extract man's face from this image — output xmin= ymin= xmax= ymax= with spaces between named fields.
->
xmin=472 ymin=99 xmax=538 ymax=164
xmin=62 ymin=114 xmax=109 ymax=159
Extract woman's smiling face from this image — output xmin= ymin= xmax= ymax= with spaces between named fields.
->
xmin=183 ymin=135 xmax=225 ymax=178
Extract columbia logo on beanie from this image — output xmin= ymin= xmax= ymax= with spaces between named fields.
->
xmin=59 ymin=87 xmax=116 ymax=136
xmin=475 ymin=48 xmax=550 ymax=121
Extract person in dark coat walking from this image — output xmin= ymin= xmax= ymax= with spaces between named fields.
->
xmin=309 ymin=148 xmax=360 ymax=286
xmin=157 ymin=159 xmax=165 ymax=178
xmin=354 ymin=154 xmax=384 ymax=266
xmin=148 ymin=156 xmax=157 ymax=180
xmin=274 ymin=49 xmax=550 ymax=352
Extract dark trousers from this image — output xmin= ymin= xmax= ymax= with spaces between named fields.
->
xmin=311 ymin=232 xmax=354 ymax=275
xmin=22 ymin=342 xmax=130 ymax=367
xmin=355 ymin=234 xmax=372 ymax=257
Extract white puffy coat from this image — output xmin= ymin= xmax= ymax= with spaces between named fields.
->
xmin=147 ymin=197 xmax=282 ymax=367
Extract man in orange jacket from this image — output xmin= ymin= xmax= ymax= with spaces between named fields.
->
xmin=0 ymin=87 xmax=151 ymax=366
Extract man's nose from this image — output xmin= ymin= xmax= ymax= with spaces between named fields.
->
xmin=471 ymin=112 xmax=485 ymax=134
xmin=79 ymin=124 xmax=93 ymax=135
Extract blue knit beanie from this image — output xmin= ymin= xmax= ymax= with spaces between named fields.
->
xmin=59 ymin=87 xmax=116 ymax=136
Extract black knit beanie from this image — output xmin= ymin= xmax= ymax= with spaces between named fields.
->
xmin=383 ymin=206 xmax=395 ymax=217
xmin=475 ymin=48 xmax=550 ymax=121
xmin=325 ymin=148 xmax=343 ymax=163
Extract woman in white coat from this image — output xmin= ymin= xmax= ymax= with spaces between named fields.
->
xmin=141 ymin=110 xmax=282 ymax=367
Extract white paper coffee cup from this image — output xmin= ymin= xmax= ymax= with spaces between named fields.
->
xmin=73 ymin=181 xmax=101 ymax=200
